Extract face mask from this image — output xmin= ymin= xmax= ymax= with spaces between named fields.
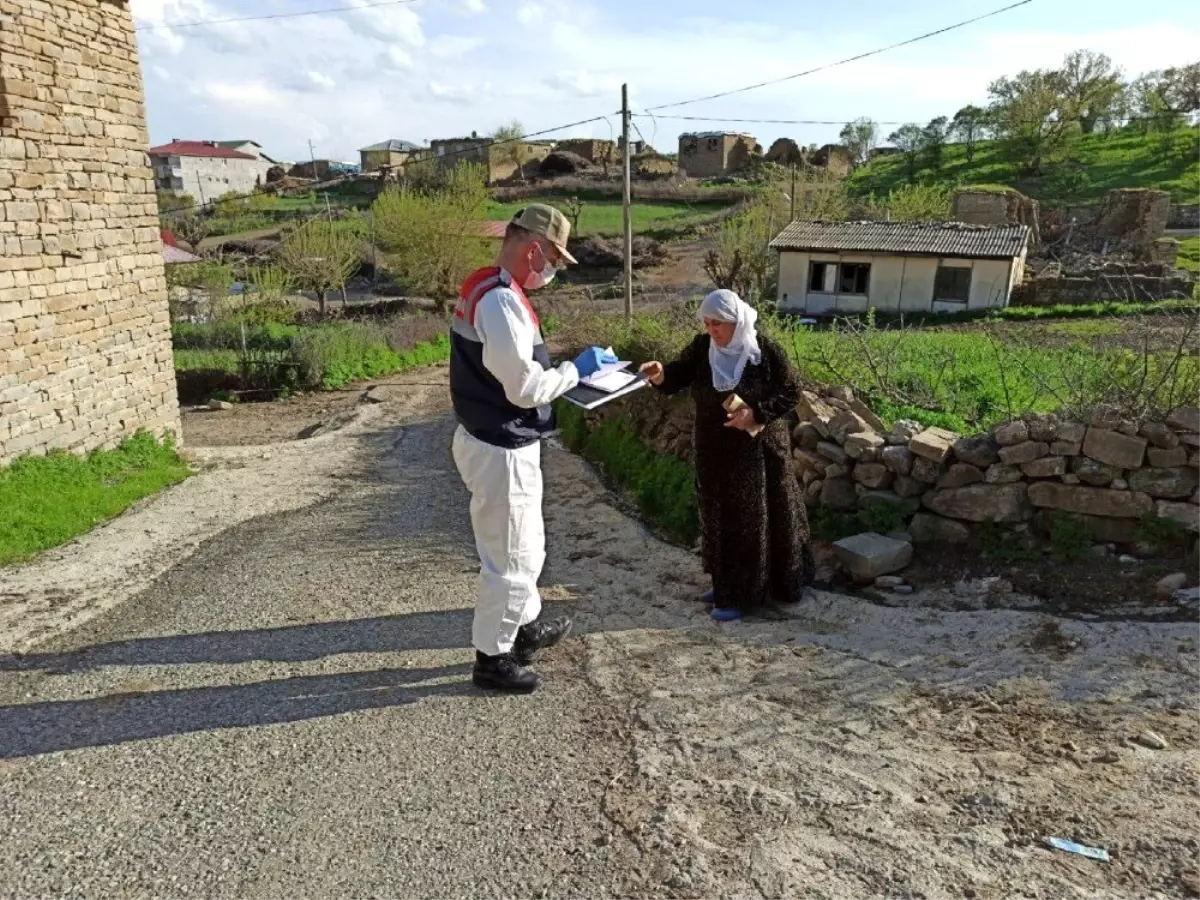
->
xmin=522 ymin=244 xmax=557 ymax=290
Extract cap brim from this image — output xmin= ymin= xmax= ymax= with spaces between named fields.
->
xmin=555 ymin=242 xmax=577 ymax=265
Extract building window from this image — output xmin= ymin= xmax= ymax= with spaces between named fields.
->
xmin=706 ymin=138 xmax=719 ymax=151
xmin=934 ymin=265 xmax=972 ymax=303
xmin=838 ymin=263 xmax=871 ymax=295
xmin=809 ymin=262 xmax=832 ymax=292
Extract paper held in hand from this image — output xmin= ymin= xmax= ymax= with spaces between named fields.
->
xmin=723 ymin=393 xmax=763 ymax=437
xmin=562 ymin=348 xmax=648 ymax=409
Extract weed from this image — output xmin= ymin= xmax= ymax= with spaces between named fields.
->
xmin=979 ymin=520 xmax=1039 ymax=564
xmin=1046 ymin=512 xmax=1093 ymax=560
xmin=0 ymin=433 xmax=191 ymax=566
xmin=1133 ymin=511 xmax=1192 ymax=551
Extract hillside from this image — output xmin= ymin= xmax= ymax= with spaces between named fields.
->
xmin=846 ymin=127 xmax=1199 ymax=207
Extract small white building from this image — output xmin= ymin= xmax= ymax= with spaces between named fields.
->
xmin=148 ymin=139 xmax=274 ymax=201
xmin=770 ymin=220 xmax=1031 ymax=315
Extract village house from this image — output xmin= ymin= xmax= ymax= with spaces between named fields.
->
xmin=555 ymin=138 xmax=616 ymax=165
xmin=770 ymin=220 xmax=1031 ymax=315
xmin=148 ymin=140 xmax=274 ymax=200
xmin=430 ymin=132 xmax=554 ymax=183
xmin=216 ymin=140 xmax=278 ymax=163
xmin=677 ymin=131 xmax=759 ymax=178
xmin=359 ymin=138 xmax=424 ymax=173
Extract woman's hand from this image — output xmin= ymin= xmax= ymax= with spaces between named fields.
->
xmin=639 ymin=361 xmax=665 ymax=386
xmin=724 ymin=407 xmax=758 ymax=431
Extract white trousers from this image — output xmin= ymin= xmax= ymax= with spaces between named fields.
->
xmin=452 ymin=426 xmax=545 ymax=656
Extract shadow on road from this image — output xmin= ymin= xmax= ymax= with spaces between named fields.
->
xmin=0 ymin=662 xmax=473 ymax=760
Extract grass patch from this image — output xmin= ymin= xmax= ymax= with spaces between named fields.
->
xmin=847 ymin=127 xmax=1199 ymax=206
xmin=556 ymin=402 xmax=699 ymax=544
xmin=0 ymin=433 xmax=191 ymax=567
xmin=1178 ymin=236 xmax=1199 ymax=275
xmin=484 ymin=197 xmax=728 ymax=236
xmin=172 ymin=317 xmax=451 ymax=394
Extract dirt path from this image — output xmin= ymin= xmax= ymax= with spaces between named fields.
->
xmin=1 ymin=367 xmax=1197 ymax=897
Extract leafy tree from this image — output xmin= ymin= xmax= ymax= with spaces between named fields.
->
xmin=1130 ymin=62 xmax=1200 ymax=132
xmin=867 ymin=184 xmax=952 ymax=222
xmin=371 ymin=162 xmax=492 ymax=314
xmin=887 ymin=124 xmax=924 ymax=183
xmin=839 ymin=117 xmax=879 ymax=168
xmin=921 ymin=116 xmax=950 ymax=171
xmin=1058 ymin=50 xmax=1125 ymax=134
xmin=492 ymin=120 xmax=531 ymax=183
xmin=986 ymin=69 xmax=1073 ymax=174
xmin=278 ymin=220 xmax=361 ymax=317
xmin=157 ymin=190 xmax=195 ymax=214
xmin=951 ymin=105 xmax=991 ymax=163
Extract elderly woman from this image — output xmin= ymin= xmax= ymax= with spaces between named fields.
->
xmin=640 ymin=290 xmax=814 ymax=621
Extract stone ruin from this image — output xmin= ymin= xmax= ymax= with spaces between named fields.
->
xmin=1092 ymin=189 xmax=1172 ymax=260
xmin=951 ymin=188 xmax=1041 ymax=246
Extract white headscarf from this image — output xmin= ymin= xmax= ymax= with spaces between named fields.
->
xmin=699 ymin=289 xmax=761 ymax=392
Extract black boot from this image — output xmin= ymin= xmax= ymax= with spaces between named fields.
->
xmin=473 ymin=651 xmax=540 ymax=693
xmin=513 ymin=616 xmax=573 ymax=667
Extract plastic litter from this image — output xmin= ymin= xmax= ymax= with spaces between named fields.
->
xmin=1044 ymin=837 xmax=1110 ymax=862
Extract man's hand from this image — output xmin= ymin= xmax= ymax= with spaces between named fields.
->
xmin=724 ymin=406 xmax=757 ymax=431
xmin=639 ymin=361 xmax=664 ymax=386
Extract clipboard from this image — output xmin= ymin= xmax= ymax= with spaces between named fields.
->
xmin=562 ymin=371 xmax=649 ymax=409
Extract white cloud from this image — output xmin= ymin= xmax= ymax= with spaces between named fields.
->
xmin=516 ymin=2 xmax=545 ymax=26
xmin=201 ymin=81 xmax=279 ymax=107
xmin=307 ymin=71 xmax=336 ymax=91
xmin=382 ymin=46 xmax=416 ymax=71
xmin=461 ymin=0 xmax=487 ymax=15
xmin=428 ymin=35 xmax=486 ymax=60
xmin=342 ymin=0 xmax=424 ymax=46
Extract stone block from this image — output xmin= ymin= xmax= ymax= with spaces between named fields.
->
xmin=893 ymin=475 xmax=926 ymax=498
xmin=1181 ymin=433 xmax=1200 ymax=448
xmin=998 ymin=441 xmax=1049 ymax=465
xmin=1024 ymin=413 xmax=1059 ymax=443
xmin=820 ymin=477 xmax=858 ymax=512
xmin=1166 ymin=406 xmax=1200 ymax=433
xmin=853 ymin=463 xmax=893 ymax=490
xmin=922 ymin=483 xmax=1032 ymax=523
xmin=1155 ymin=501 xmax=1200 ymax=532
xmin=833 ymin=532 xmax=914 ymax=584
xmin=794 ymin=449 xmax=826 ymax=473
xmin=1027 ymin=482 xmax=1154 ymax=519
xmin=829 ymin=410 xmax=874 ymax=443
xmin=908 ymin=513 xmax=971 ymax=545
xmin=937 ymin=463 xmax=985 ymax=489
xmin=1140 ymin=421 xmax=1180 ymax=450
xmin=793 ymin=422 xmax=821 ymax=450
xmin=911 ymin=456 xmax=943 ymax=484
xmin=858 ymin=490 xmax=921 ymax=517
xmin=909 ymin=427 xmax=957 ymax=463
xmin=848 ymin=399 xmax=886 ymax=432
xmin=1147 ymin=446 xmax=1188 ymax=468
xmin=881 ymin=445 xmax=914 ymax=475
xmin=1050 ymin=440 xmax=1082 ymax=456
xmin=1021 ymin=456 xmax=1067 ymax=478
xmin=845 ymin=430 xmax=886 ymax=460
xmin=985 ymin=463 xmax=1023 ymax=484
xmin=1072 ymin=456 xmax=1119 ymax=486
xmin=1057 ymin=421 xmax=1087 ymax=443
xmin=887 ymin=420 xmax=921 ymax=446
xmin=796 ymin=391 xmax=837 ymax=437
xmin=952 ymin=434 xmax=999 ymax=468
xmin=816 ymin=441 xmax=847 ymax=464
xmin=992 ymin=420 xmax=1029 ymax=446
xmin=1083 ymin=427 xmax=1146 ymax=469
xmin=1127 ymin=466 xmax=1199 ymax=500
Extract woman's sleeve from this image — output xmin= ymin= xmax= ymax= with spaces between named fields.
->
xmin=657 ymin=334 xmax=703 ymax=396
xmin=748 ymin=338 xmax=800 ymax=427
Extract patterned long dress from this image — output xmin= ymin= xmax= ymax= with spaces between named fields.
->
xmin=658 ymin=333 xmax=814 ymax=612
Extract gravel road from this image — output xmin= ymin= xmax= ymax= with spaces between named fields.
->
xmin=1 ymin=367 xmax=1197 ymax=898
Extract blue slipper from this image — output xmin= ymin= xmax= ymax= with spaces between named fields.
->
xmin=711 ymin=607 xmax=743 ymax=622
xmin=698 ymin=589 xmax=714 ymax=604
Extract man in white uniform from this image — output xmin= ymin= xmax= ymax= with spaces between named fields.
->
xmin=449 ymin=204 xmax=616 ymax=693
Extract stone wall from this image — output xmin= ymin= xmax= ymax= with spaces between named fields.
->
xmin=1168 ymin=203 xmax=1199 ymax=230
xmin=0 ymin=0 xmax=180 ymax=465
xmin=951 ymin=188 xmax=1041 ymax=246
xmin=586 ymin=387 xmax=1200 ymax=553
xmin=1012 ymin=272 xmax=1196 ymax=306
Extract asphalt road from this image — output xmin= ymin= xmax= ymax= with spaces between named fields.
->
xmin=0 ymin=400 xmax=653 ymax=899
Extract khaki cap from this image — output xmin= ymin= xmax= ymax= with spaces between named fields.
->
xmin=511 ymin=203 xmax=578 ymax=264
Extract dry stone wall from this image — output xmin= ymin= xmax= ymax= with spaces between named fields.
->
xmin=588 ymin=386 xmax=1200 ymax=553
xmin=0 ymin=0 xmax=179 ymax=465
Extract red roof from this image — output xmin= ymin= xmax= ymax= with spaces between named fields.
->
xmin=148 ymin=140 xmax=256 ymax=160
xmin=160 ymin=229 xmax=179 ymax=248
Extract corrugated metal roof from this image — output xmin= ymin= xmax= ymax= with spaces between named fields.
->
xmin=360 ymin=138 xmax=421 ymax=152
xmin=163 ymin=244 xmax=202 ymax=265
xmin=769 ymin=220 xmax=1030 ymax=259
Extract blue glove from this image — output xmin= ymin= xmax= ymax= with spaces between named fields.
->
xmin=573 ymin=345 xmax=619 ymax=379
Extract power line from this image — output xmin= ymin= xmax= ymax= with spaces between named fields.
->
xmin=635 ymin=112 xmax=1186 ymax=127
xmin=137 ymin=0 xmax=422 ymax=31
xmin=643 ymin=0 xmax=1035 ymax=112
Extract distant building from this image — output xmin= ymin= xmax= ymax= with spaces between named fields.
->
xmin=216 ymin=140 xmax=278 ymax=163
xmin=555 ymin=138 xmax=616 ymax=165
xmin=677 ymin=131 xmax=760 ymax=178
xmin=359 ymin=138 xmax=423 ymax=173
xmin=430 ymin=131 xmax=554 ymax=184
xmin=770 ymin=220 xmax=1031 ymax=316
xmin=148 ymin=139 xmax=274 ymax=199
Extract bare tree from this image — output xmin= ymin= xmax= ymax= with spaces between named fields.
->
xmin=839 ymin=117 xmax=879 ymax=168
xmin=278 ymin=220 xmax=361 ymax=317
xmin=492 ymin=120 xmax=531 ymax=183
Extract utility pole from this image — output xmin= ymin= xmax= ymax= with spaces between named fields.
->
xmin=621 ymin=84 xmax=633 ymax=323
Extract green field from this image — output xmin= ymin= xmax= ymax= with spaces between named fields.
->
xmin=0 ymin=433 xmax=191 ymax=566
xmin=848 ymin=127 xmax=1200 ymax=206
xmin=1178 ymin=235 xmax=1199 ymax=274
xmin=484 ymin=197 xmax=729 ymax=237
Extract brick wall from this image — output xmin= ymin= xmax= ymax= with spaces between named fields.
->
xmin=0 ymin=0 xmax=180 ymax=465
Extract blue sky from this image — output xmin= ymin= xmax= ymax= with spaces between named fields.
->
xmin=130 ymin=0 xmax=1199 ymax=163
